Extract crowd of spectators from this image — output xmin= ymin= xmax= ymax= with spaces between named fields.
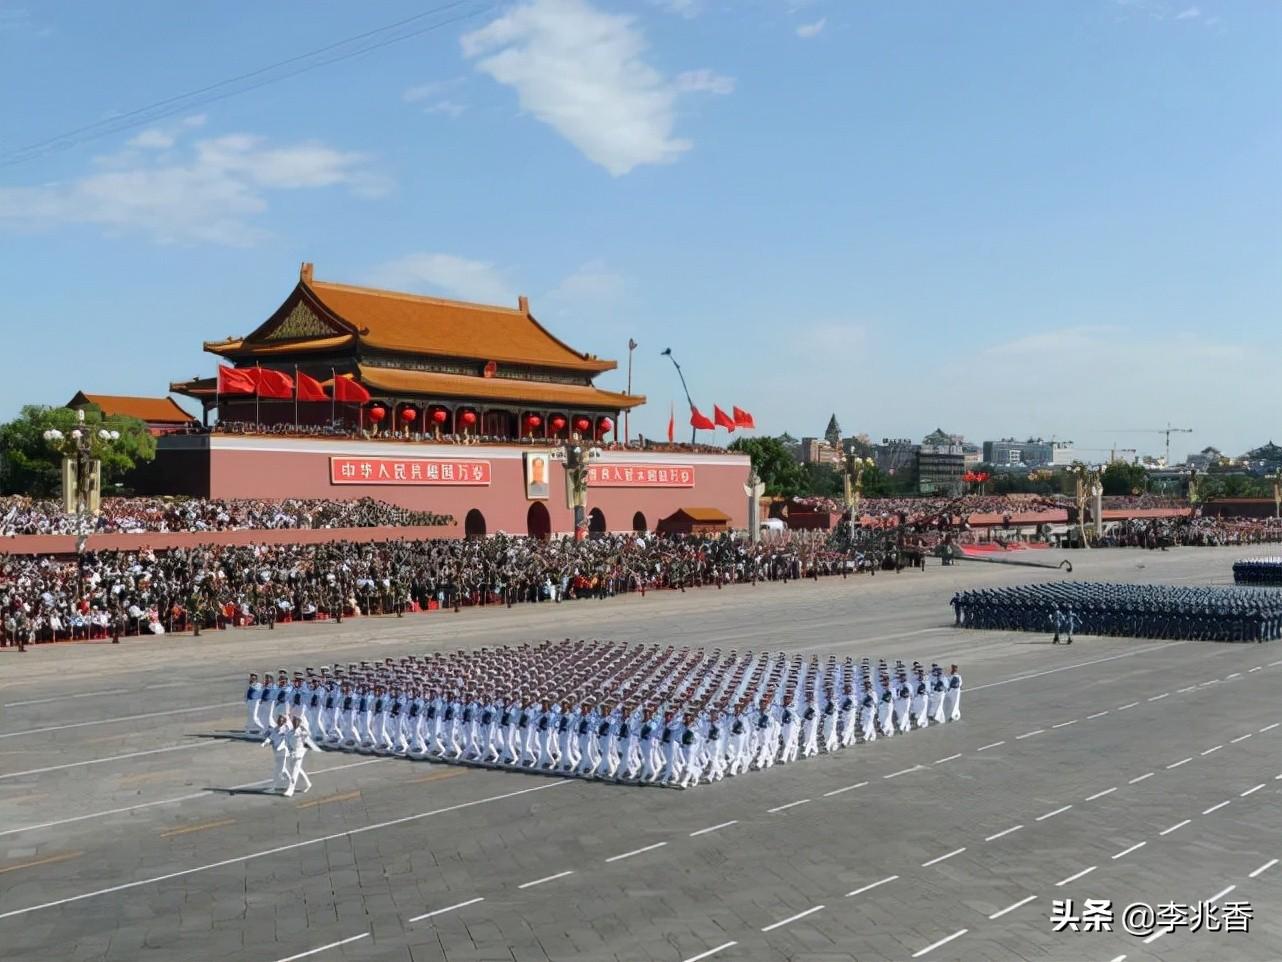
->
xmin=1098 ymin=516 xmax=1282 ymax=549
xmin=209 ymin=420 xmax=728 ymax=455
xmin=0 ymin=496 xmax=453 ymax=536
xmin=0 ymin=531 xmax=880 ymax=647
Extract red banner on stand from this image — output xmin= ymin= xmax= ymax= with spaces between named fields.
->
xmin=330 ymin=457 xmax=491 ymax=485
xmin=587 ymin=464 xmax=695 ymax=487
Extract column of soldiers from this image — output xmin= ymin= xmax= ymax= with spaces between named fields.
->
xmin=242 ymin=640 xmax=963 ymax=789
xmin=952 ymin=582 xmax=1282 ymax=642
xmin=1233 ymin=558 xmax=1282 ymax=586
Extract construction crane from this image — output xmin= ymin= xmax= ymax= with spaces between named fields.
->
xmin=1106 ymin=424 xmax=1193 ymax=468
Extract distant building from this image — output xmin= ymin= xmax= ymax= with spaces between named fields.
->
xmin=798 ymin=437 xmax=843 ymax=465
xmin=67 ymin=391 xmax=196 ymax=437
xmin=1243 ymin=442 xmax=1282 ymax=476
xmin=918 ymin=428 xmax=965 ymax=495
xmin=1185 ymin=446 xmax=1224 ymax=471
xmin=873 ymin=438 xmax=918 ymax=477
xmin=962 ymin=443 xmax=982 ymax=468
xmin=981 ymin=437 xmax=1075 ymax=467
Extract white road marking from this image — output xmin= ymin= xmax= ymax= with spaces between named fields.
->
xmin=0 ymin=702 xmax=237 ymax=740
xmin=1142 ymin=929 xmax=1166 ymax=946
xmin=409 ymin=897 xmax=485 ymax=922
xmin=884 ymin=767 xmax=918 ymax=779
xmin=1202 ymin=801 xmax=1230 ymax=815
xmin=1249 ymin=859 xmax=1278 ymax=878
xmin=682 ymin=942 xmax=738 ymax=962
xmin=760 ymin=904 xmax=824 ymax=932
xmin=1250 ymin=667 xmax=1263 ymax=673
xmin=1201 ymin=746 xmax=1223 ymax=755
xmin=1227 ymin=673 xmax=1242 ymax=679
xmin=0 ymin=741 xmax=220 ymax=781
xmin=984 ymin=825 xmax=1023 ymax=842
xmin=1084 ymin=787 xmax=1117 ymax=801
xmin=912 ymin=928 xmax=968 ymax=958
xmin=1015 ymin=729 xmax=1045 ymax=740
xmin=1241 ymin=784 xmax=1265 ymax=798
xmin=1159 ymin=820 xmax=1190 ymax=836
xmin=1231 ymin=733 xmax=1253 ymax=744
xmin=966 ymin=644 xmax=1184 ymax=693
xmin=1177 ymin=686 xmax=1197 ymax=693
xmin=922 ymin=847 xmax=966 ymax=867
xmin=1051 ymin=720 xmax=1078 ymax=729
xmin=1147 ymin=693 xmax=1169 ymax=702
xmin=1036 ymin=805 xmax=1072 ymax=821
xmin=605 ymin=842 xmax=667 ymax=863
xmin=1261 ymin=723 xmax=1280 ymax=733
xmin=822 ymin=782 xmax=867 ymax=797
xmin=1166 ymin=757 xmax=1192 ymax=769
xmin=767 ymin=799 xmax=811 ymax=813
xmin=1117 ymin=702 xmax=1139 ymax=711
xmin=518 ymin=870 xmax=573 ymax=889
xmin=1112 ymin=842 xmax=1146 ymax=859
xmin=1055 ymin=866 xmax=1096 ymax=886
xmin=271 ymin=933 xmax=369 ymax=962
xmin=976 ymin=741 xmax=1005 ymax=752
xmin=1128 ymin=773 xmax=1154 ymax=784
xmin=1108 ymin=955 xmax=1127 ymax=962
xmin=935 ymin=754 xmax=962 ymax=764
xmin=1086 ymin=711 xmax=1110 ymax=719
xmin=3 ymin=688 xmax=119 ymax=708
xmin=1270 ymin=660 xmax=1282 ymax=667
xmin=846 ymin=875 xmax=899 ymax=897
xmin=1200 ymin=679 xmax=1220 ymax=686
xmin=0 ymin=780 xmax=569 ymax=921
xmin=1208 ymin=884 xmax=1236 ymax=903
xmin=0 ymin=757 xmax=386 ymax=839
xmin=690 ymin=820 xmax=738 ymax=837
xmin=988 ymin=894 xmax=1037 ymax=919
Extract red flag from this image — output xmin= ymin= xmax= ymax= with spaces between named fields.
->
xmin=667 ymin=402 xmax=675 ymax=443
xmin=246 ymin=367 xmax=293 ymax=399
xmin=689 ymin=406 xmax=715 ymax=431
xmin=732 ymin=406 xmax=755 ymax=429
xmin=713 ymin=405 xmax=736 ymax=432
xmin=217 ymin=365 xmax=256 ymax=395
xmin=332 ymin=374 xmax=371 ymax=404
xmin=295 ymin=370 xmax=328 ymax=402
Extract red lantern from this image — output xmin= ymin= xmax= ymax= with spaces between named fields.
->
xmin=573 ymin=416 xmax=591 ymax=433
xmin=525 ymin=414 xmax=542 ymax=430
xmin=432 ymin=408 xmax=448 ymax=425
xmin=597 ymin=417 xmax=613 ymax=436
xmin=550 ymin=415 xmax=567 ymax=432
xmin=368 ymin=405 xmax=386 ymax=424
xmin=401 ymin=407 xmax=417 ymax=423
xmin=460 ymin=410 xmax=477 ymax=427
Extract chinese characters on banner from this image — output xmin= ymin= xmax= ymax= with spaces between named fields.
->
xmin=330 ymin=457 xmax=491 ymax=486
xmin=587 ymin=464 xmax=695 ymax=488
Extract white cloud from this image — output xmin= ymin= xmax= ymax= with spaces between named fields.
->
xmin=675 ymin=69 xmax=735 ymax=95
xmin=796 ymin=17 xmax=826 ymax=38
xmin=550 ymin=260 xmax=629 ymax=303
xmin=370 ymin=253 xmax=515 ymax=305
xmin=649 ymin=0 xmax=702 ymax=17
xmin=402 ymin=77 xmax=467 ymax=116
xmin=461 ymin=0 xmax=729 ymax=176
xmin=1175 ymin=6 xmax=1200 ymax=18
xmin=0 ymin=126 xmax=382 ymax=245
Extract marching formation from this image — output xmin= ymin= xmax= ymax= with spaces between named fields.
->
xmin=1233 ymin=557 xmax=1282 ymax=586
xmin=953 ymin=581 xmax=1282 ymax=642
xmin=242 ymin=640 xmax=963 ymax=789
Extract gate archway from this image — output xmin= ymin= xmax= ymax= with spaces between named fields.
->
xmin=588 ymin=507 xmax=606 ymax=535
xmin=632 ymin=511 xmax=647 ymax=533
xmin=464 ymin=508 xmax=486 ymax=538
xmin=527 ymin=502 xmax=551 ymax=540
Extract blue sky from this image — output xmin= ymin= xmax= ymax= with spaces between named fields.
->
xmin=1 ymin=0 xmax=1278 ymax=462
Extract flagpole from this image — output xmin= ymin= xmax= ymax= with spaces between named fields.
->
xmin=255 ymin=363 xmax=261 ymax=427
xmin=330 ymin=368 xmax=336 ymax=426
xmin=293 ymin=365 xmax=299 ymax=429
xmin=625 ymin=338 xmax=636 ymax=444
xmin=661 ymin=349 xmax=696 ymax=444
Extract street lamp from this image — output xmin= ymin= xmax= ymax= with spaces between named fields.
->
xmin=843 ymin=455 xmax=875 ymax=542
xmin=43 ymin=410 xmax=120 ymax=537
xmin=563 ymin=441 xmax=604 ymax=540
xmin=1067 ymin=462 xmax=1101 ymax=547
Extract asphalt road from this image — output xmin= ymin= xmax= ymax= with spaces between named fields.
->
xmin=2 ymin=544 xmax=1281 ymax=962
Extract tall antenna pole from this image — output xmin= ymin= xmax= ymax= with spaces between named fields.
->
xmin=625 ymin=338 xmax=636 ymax=443
xmin=661 ymin=348 xmax=697 ymax=444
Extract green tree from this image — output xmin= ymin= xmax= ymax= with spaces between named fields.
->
xmin=729 ymin=435 xmax=804 ymax=497
xmin=1100 ymin=461 xmax=1150 ymax=496
xmin=0 ymin=404 xmax=156 ymax=496
xmin=799 ymin=462 xmax=843 ymax=498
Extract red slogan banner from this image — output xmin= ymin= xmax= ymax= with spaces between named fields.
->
xmin=587 ymin=464 xmax=695 ymax=487
xmin=330 ymin=457 xmax=491 ymax=486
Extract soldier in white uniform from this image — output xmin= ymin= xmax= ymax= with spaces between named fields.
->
xmin=261 ymin=714 xmax=291 ymax=792
xmin=283 ymin=715 xmax=321 ymax=797
xmin=943 ymin=664 xmax=963 ymax=721
xmin=244 ymin=673 xmax=264 ymax=734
